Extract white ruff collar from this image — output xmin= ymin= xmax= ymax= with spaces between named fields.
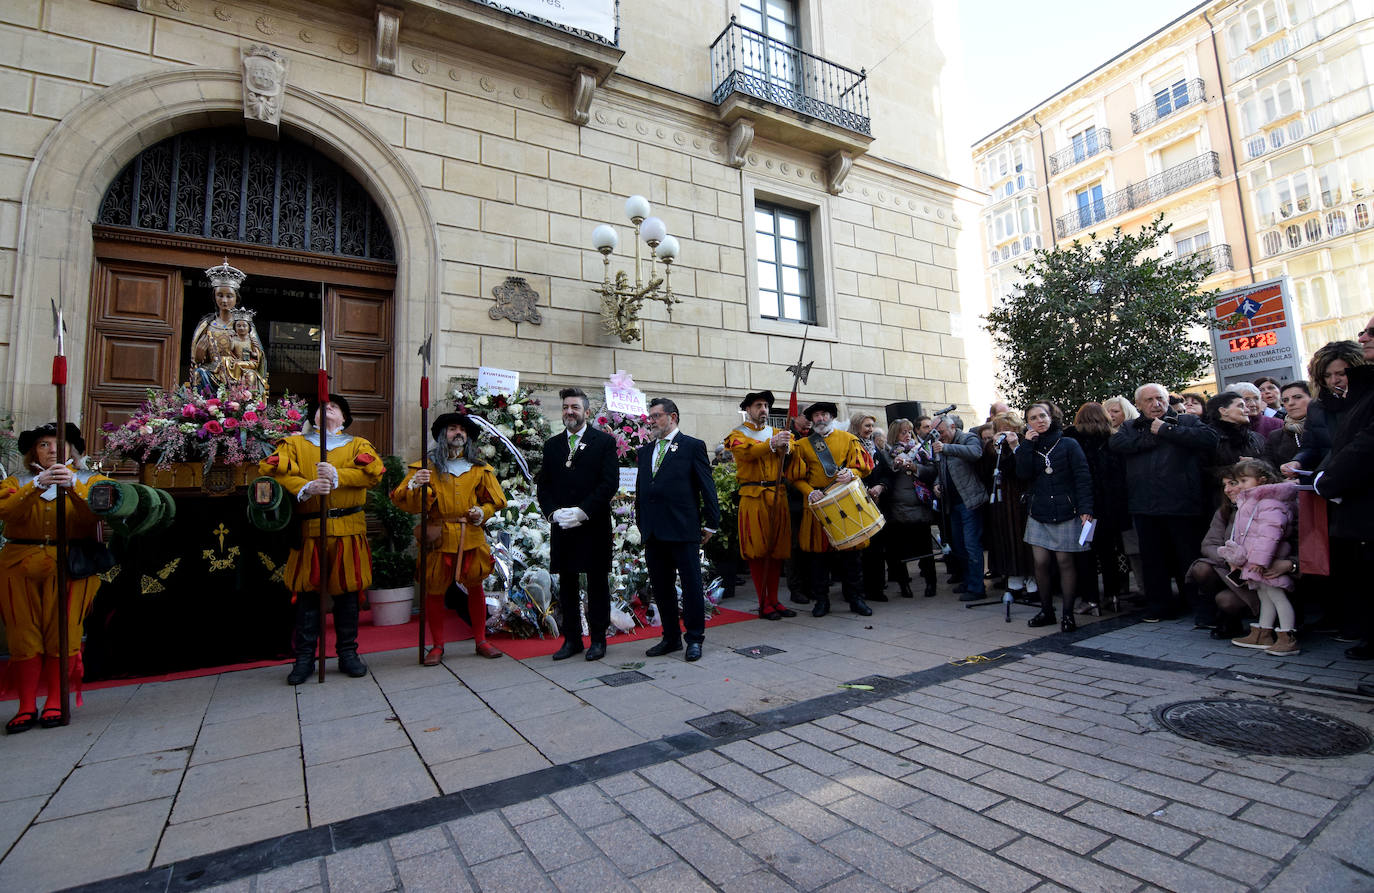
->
xmin=734 ymin=423 xmax=772 ymax=442
xmin=304 ymin=431 xmax=354 ymax=450
xmin=440 ymin=457 xmax=474 ymax=477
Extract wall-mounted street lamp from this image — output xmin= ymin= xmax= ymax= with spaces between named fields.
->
xmin=591 ymin=194 xmax=682 ymax=344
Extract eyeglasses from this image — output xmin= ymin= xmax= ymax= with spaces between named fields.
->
xmin=1357 ymin=327 xmax=1374 ymax=338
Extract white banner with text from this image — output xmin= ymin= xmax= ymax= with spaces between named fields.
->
xmin=482 ymin=0 xmax=616 ymax=42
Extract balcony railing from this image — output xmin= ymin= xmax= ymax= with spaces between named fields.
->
xmin=1230 ymin=21 xmax=1317 ymax=80
xmin=1130 ymin=78 xmax=1206 ymax=133
xmin=1243 ymin=89 xmax=1374 ymax=160
xmin=1055 ymin=152 xmax=1221 ymax=238
xmin=710 ymin=18 xmax=870 ymax=135
xmin=1181 ymin=243 xmax=1234 ymax=275
xmin=1048 ymin=129 xmax=1112 ymax=175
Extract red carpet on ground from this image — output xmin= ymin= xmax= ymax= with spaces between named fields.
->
xmin=1 ymin=606 xmax=760 ymax=696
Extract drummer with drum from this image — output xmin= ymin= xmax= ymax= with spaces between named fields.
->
xmin=786 ymin=401 xmax=876 ymax=618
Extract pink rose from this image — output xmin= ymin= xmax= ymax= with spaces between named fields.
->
xmin=223 ymin=417 xmax=239 ymax=430
xmin=243 ymin=411 xmax=258 ymax=422
xmin=257 ymin=402 xmax=267 ymax=411
xmin=286 ymin=409 xmax=301 ymax=421
xmin=205 ymin=398 xmax=220 ymax=408
xmin=204 ymin=420 xmax=223 ymax=435
xmin=182 ymin=405 xmax=197 ymax=418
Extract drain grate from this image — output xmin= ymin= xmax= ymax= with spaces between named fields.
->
xmin=735 ymin=645 xmax=786 ymax=658
xmin=687 ymin=711 xmax=758 ymax=738
xmin=1155 ymin=699 xmax=1373 ymax=758
xmin=599 ymin=670 xmax=652 ymax=687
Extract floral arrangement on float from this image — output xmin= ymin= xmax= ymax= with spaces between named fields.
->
xmin=445 ymin=371 xmax=721 ymax=639
xmin=100 ymin=384 xmax=307 ymax=468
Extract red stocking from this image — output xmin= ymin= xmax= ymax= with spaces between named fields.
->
xmin=749 ymin=559 xmax=771 ymax=612
xmin=468 ymin=584 xmax=488 ymax=644
xmin=425 ymin=590 xmax=446 ymax=649
xmin=10 ymin=657 xmax=40 ymax=716
xmin=40 ymin=657 xmax=63 ymax=717
xmin=764 ymin=559 xmax=783 ymax=611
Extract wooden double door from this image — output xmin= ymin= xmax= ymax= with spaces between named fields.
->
xmin=86 ymin=234 xmax=397 ymax=458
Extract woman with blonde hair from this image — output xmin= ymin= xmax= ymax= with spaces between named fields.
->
xmin=1102 ymin=395 xmax=1139 ymax=433
xmin=848 ymin=412 xmax=895 ymax=601
xmin=885 ymin=418 xmax=938 ymax=597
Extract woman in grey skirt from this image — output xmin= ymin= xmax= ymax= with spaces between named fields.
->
xmin=1013 ymin=403 xmax=1095 ymax=631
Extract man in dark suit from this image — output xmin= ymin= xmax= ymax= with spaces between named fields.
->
xmin=635 ymin=397 xmax=721 ymax=662
xmin=537 ymin=387 xmax=620 ymax=661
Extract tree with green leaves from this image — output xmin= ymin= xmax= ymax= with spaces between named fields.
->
xmin=983 ymin=216 xmax=1221 ymax=411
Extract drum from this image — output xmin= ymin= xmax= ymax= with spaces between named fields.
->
xmin=809 ymin=479 xmax=885 ymax=550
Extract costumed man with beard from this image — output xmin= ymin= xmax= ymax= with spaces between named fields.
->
xmin=392 ymin=412 xmax=508 ymax=662
xmin=722 ymin=390 xmax=796 ymax=620
xmin=261 ymin=394 xmax=384 ymax=684
xmin=0 ymin=423 xmax=111 ymax=733
xmin=537 ymin=388 xmax=619 ymax=661
xmin=787 ymin=402 xmax=875 ymax=617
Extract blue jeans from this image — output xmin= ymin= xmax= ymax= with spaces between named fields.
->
xmin=950 ymin=502 xmax=985 ymax=594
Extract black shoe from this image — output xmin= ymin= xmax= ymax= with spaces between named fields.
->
xmin=286 ymin=656 xmax=316 ymax=685
xmin=958 ymin=591 xmax=984 ymax=602
xmin=898 ymin=581 xmax=914 ymax=598
xmin=684 ymin=643 xmax=702 ymax=662
xmin=552 ymin=641 xmax=584 ymax=661
xmin=849 ymin=598 xmax=873 ymax=617
xmin=789 ymin=592 xmax=811 ymax=605
xmin=923 ymin=581 xmax=937 ymax=598
xmin=952 ymin=583 xmax=968 ymax=594
xmin=812 ymin=600 xmax=831 ymax=618
xmin=763 ymin=609 xmax=783 ymax=620
xmin=1141 ymin=609 xmax=1175 ymax=623
xmin=947 ymin=575 xmax=963 ymax=584
xmin=1345 ymin=643 xmax=1373 ymax=661
xmin=1027 ymin=610 xmax=1056 ymax=628
xmin=585 ymin=641 xmax=606 ymax=661
xmin=646 ymin=638 xmax=682 ymax=657
xmin=337 ymin=652 xmax=368 ymax=678
xmin=775 ymin=607 xmax=796 ymax=618
xmin=867 ymin=592 xmax=889 ymax=602
xmin=1061 ymin=615 xmax=1077 ymax=633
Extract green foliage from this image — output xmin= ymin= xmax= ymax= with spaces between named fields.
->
xmin=367 ymin=455 xmax=417 ymax=589
xmin=983 ymin=216 xmax=1220 ymax=411
xmin=703 ymin=462 xmax=741 ymax=565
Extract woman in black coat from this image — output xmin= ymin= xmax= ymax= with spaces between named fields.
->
xmin=1067 ymin=402 xmax=1129 ymax=613
xmin=1203 ymin=392 xmax=1265 ymax=512
xmin=1014 ymin=403 xmax=1094 ymax=631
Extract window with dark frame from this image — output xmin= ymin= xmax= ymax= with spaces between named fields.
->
xmin=755 ymin=202 xmax=815 ymax=325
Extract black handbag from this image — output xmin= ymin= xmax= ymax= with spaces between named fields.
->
xmin=67 ymin=538 xmax=115 ymax=579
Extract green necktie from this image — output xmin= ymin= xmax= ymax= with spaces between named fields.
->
xmin=568 ymin=433 xmax=578 ymax=453
xmin=654 ymin=439 xmax=668 ymax=474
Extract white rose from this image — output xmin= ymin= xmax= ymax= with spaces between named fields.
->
xmin=477 ymin=394 xmax=490 ymax=406
xmin=511 ymin=404 xmax=524 ymax=416
xmin=481 ymin=444 xmax=496 ymax=458
xmin=138 ymin=425 xmax=154 ymax=436
xmin=626 ymin=528 xmax=641 ymax=545
xmin=496 ymin=424 xmax=513 ymax=439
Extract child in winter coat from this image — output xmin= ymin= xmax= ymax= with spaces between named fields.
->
xmin=1221 ymin=459 xmax=1302 ymax=655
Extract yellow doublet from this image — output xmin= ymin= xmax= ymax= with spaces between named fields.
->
xmin=723 ymin=424 xmax=790 ymax=560
xmin=260 ymin=433 xmax=384 ymax=595
xmin=392 ymin=461 xmax=506 ymax=593
xmin=0 ymin=472 xmax=110 ymax=659
xmin=786 ymin=429 xmax=873 ymax=552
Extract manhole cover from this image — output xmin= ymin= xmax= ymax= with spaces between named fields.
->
xmin=1155 ymin=699 xmax=1373 ymax=758
xmin=735 ymin=645 xmax=785 ymax=658
xmin=687 ymin=711 xmax=757 ymax=737
xmin=599 ymin=670 xmax=652 ymax=687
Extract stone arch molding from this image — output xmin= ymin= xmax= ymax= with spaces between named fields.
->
xmin=8 ymin=67 xmax=439 ymax=432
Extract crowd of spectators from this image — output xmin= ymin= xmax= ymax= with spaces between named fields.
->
xmin=715 ymin=316 xmax=1373 ymax=662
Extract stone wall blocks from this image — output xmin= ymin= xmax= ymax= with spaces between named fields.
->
xmin=902 ymin=330 xmax=942 ymax=356
xmin=552 ymin=343 xmax=614 ymax=379
xmin=518 ymin=306 xmax=584 ymax=345
xmin=93 ymin=46 xmax=176 ymax=87
xmin=364 ymin=71 xmax=444 ymax=121
xmin=609 ymin=166 xmax=667 ymax=208
xmin=854 ymin=227 xmax=896 ymax=256
xmin=871 ymin=206 xmax=914 ymax=237
xmin=580 ymin=127 xmax=638 ymax=169
xmin=548 ymin=212 xmax=584 ymax=250
xmin=149 ymin=18 xmax=238 ymax=68
xmin=898 ymin=281 xmax=938 ymax=308
xmin=671 ymin=354 xmax=726 ymax=388
xmin=844 ymin=372 xmax=867 ymax=399
xmin=768 ymin=336 xmax=830 ymax=369
xmin=915 ymin=265 xmax=952 ymax=290
xmin=443 ymin=159 xmax=514 ymax=203
xmin=405 ymin=118 xmax=478 ymax=162
xmin=831 ymin=196 xmax=875 ymax=227
xmin=45 ymin=0 xmax=152 ymax=53
xmin=31 ymin=77 xmax=97 ymax=121
xmin=549 ymin=151 xmax=609 ymax=191
xmin=665 ymin=180 xmax=716 ymax=215
xmin=0 ymin=158 xmax=30 ymax=199
xmin=918 ymin=308 xmax=952 ymax=335
xmin=515 ymin=239 xmax=582 ymax=281
xmin=0 ymin=23 xmax=93 ymax=81
xmin=443 ymin=262 xmax=480 ymax=298
xmin=716 ymin=191 xmax=742 ymax=221
xmin=922 ymin=355 xmax=964 ymax=385
xmin=0 ymin=70 xmax=32 ymax=114
xmin=856 ymin=273 xmax=900 ymax=302
xmin=829 ymin=343 xmax=883 ymax=375
xmin=833 ymin=244 xmax=877 ymax=276
xmin=930 ymin=245 xmax=957 ymax=269
xmin=439 ymin=226 xmax=513 ymax=268
xmin=725 ymin=360 xmax=749 ymax=389
xmin=882 ymin=350 xmax=922 ymax=378
xmin=838 ymin=294 xmax=879 ymax=324
xmin=336 ymin=99 xmax=406 ymax=148
xmin=580 ymin=187 xmax=611 ymax=223
xmin=445 ymin=92 xmax=514 ymax=138
xmin=643 ymin=320 xmax=698 ymax=356
xmin=0 ymin=201 xmax=21 ymax=251
xmin=0 ymin=111 xmax=55 ymax=159
xmin=895 ymin=235 xmax=934 ymax=264
xmin=546 ymin=182 xmax=581 ymax=217
xmin=426 ymin=188 xmax=480 ymax=228
xmin=690 ymin=212 xmax=741 ymax=248
xmin=0 ymin=0 xmax=40 ymax=29
xmin=480 ymin=134 xmax=548 ymax=178
xmin=875 ymin=254 xmax=916 ymax=283
xmin=398 ymin=148 xmax=442 ymax=189
xmin=718 ymin=246 xmax=744 ymax=277
xmin=481 ymin=200 xmax=548 ymax=241
xmin=515 ymin=108 xmax=580 ymax=155
xmin=514 ymin=174 xmax=549 ymax=211
xmin=689 ymin=156 xmax=738 ymax=193
xmin=485 ymin=335 xmax=550 ymax=374
xmin=939 ymin=334 xmax=966 ymax=360
xmin=636 ymin=142 xmax=691 ymax=182
xmin=865 ymin=374 xmax=908 ymax=401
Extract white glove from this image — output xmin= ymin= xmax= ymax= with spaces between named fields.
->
xmin=567 ymin=507 xmax=588 ymax=524
xmin=298 ymin=479 xmax=332 ymax=499
xmin=558 ymin=517 xmax=583 ymax=529
xmin=550 ymin=508 xmax=573 ymax=525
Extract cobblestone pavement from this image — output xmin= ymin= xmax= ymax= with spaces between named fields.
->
xmin=4 ymin=589 xmax=1373 ymax=892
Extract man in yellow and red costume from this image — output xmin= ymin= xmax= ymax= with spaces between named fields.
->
xmin=723 ymin=390 xmax=796 ymax=621
xmin=392 ymin=412 xmax=507 ymax=662
xmin=786 ymin=401 xmax=874 ymax=618
xmin=261 ymin=393 xmax=383 ymax=684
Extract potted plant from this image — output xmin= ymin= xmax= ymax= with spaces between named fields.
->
xmin=366 ymin=455 xmax=417 ymax=626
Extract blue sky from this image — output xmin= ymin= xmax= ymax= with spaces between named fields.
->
xmin=960 ymin=0 xmax=1205 ymax=141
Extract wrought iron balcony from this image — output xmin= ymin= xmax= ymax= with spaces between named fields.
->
xmin=1055 ymin=152 xmax=1221 ymax=238
xmin=1130 ymin=78 xmax=1206 ymax=133
xmin=710 ymin=18 xmax=870 ymax=135
xmin=1048 ymin=129 xmax=1112 ymax=175
xmin=1182 ymin=243 xmax=1234 ymax=275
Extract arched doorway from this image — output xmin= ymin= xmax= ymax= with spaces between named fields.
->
xmin=88 ymin=128 xmax=398 ymax=454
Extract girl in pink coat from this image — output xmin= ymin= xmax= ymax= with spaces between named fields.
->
xmin=1221 ymin=459 xmax=1302 ymax=655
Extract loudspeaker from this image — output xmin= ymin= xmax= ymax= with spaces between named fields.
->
xmin=884 ymin=401 xmax=922 ymax=426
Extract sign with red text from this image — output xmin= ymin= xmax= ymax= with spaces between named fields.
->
xmin=1209 ymin=277 xmax=1304 ymax=388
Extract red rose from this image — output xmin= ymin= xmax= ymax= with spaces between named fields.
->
xmin=223 ymin=417 xmax=239 ymax=429
xmin=204 ymin=420 xmax=223 ymax=435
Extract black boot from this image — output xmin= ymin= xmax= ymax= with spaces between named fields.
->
xmin=286 ymin=600 xmax=319 ymax=686
xmin=848 ymin=597 xmax=873 ymax=617
xmin=898 ymin=581 xmax=914 ymax=599
xmin=923 ymin=581 xmax=937 ymax=598
xmin=333 ymin=593 xmax=369 ymax=678
xmin=812 ymin=598 xmax=831 ymax=618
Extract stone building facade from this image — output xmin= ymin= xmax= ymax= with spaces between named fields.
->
xmin=0 ymin=0 xmax=976 ymax=455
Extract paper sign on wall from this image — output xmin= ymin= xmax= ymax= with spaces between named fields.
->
xmin=618 ymin=467 xmax=638 ymax=492
xmin=477 ymin=366 xmax=519 ymax=396
xmin=603 ymin=369 xmax=647 ymax=416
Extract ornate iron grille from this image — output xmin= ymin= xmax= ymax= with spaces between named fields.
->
xmin=1183 ymin=243 xmax=1233 ymax=274
xmin=1130 ymin=78 xmax=1206 ymax=133
xmin=710 ymin=17 xmax=870 ymax=136
xmin=1055 ymin=152 xmax=1220 ymax=238
xmin=97 ymin=129 xmax=395 ymax=263
xmin=1048 ymin=129 xmax=1112 ymax=175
